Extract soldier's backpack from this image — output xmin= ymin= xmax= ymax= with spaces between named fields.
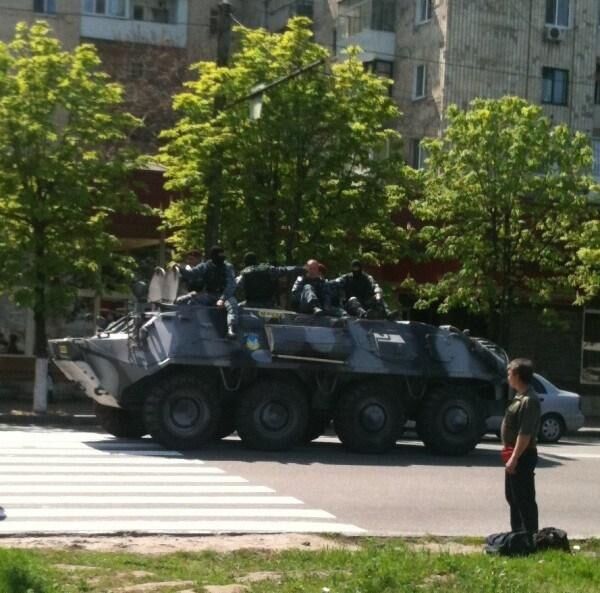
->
xmin=534 ymin=527 xmax=571 ymax=552
xmin=484 ymin=531 xmax=535 ymax=556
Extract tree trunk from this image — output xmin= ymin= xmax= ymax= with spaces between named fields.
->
xmin=32 ymin=224 xmax=49 ymax=413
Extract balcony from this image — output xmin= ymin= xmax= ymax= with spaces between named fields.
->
xmin=337 ymin=0 xmax=396 ymax=61
xmin=81 ymin=0 xmax=188 ymax=47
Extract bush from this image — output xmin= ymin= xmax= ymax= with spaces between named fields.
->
xmin=0 ymin=549 xmax=58 ymax=593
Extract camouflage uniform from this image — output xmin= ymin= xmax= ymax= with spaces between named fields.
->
xmin=291 ymin=276 xmax=332 ymax=314
xmin=333 ymin=270 xmax=390 ymax=319
xmin=179 ymin=259 xmax=239 ymax=337
xmin=236 ymin=264 xmax=303 ymax=308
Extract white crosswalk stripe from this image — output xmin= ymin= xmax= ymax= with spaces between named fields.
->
xmin=0 ymin=428 xmax=364 ymax=535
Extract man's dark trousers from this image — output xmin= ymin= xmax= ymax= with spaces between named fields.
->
xmin=505 ymin=448 xmax=539 ymax=533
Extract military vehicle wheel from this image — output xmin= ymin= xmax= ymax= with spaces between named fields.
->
xmin=143 ymin=373 xmax=220 ymax=449
xmin=417 ymin=388 xmax=484 ymax=456
xmin=236 ymin=379 xmax=309 ymax=451
xmin=334 ymin=382 xmax=404 ymax=454
xmin=94 ymin=402 xmax=147 ymax=439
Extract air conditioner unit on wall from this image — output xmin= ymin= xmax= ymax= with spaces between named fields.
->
xmin=545 ymin=26 xmax=566 ymax=43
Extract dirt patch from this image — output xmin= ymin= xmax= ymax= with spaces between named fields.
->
xmin=407 ymin=542 xmax=482 ymax=555
xmin=113 ymin=581 xmax=195 ymax=592
xmin=0 ymin=533 xmax=357 ymax=554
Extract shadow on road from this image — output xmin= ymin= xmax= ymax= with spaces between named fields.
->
xmin=82 ymin=433 xmax=563 ymax=470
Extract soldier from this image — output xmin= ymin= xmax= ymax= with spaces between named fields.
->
xmin=179 ymin=245 xmax=239 ymax=338
xmin=236 ymin=252 xmax=303 ymax=308
xmin=333 ymin=259 xmax=393 ymax=319
xmin=180 ymin=249 xmax=203 ymax=292
xmin=291 ymin=259 xmax=332 ymax=315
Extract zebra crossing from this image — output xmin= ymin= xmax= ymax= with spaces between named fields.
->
xmin=0 ymin=427 xmax=364 ymax=535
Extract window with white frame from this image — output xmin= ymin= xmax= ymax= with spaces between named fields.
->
xmin=410 ymin=138 xmax=426 ymax=169
xmin=545 ymin=0 xmax=569 ymax=27
xmin=413 ymin=64 xmax=426 ymax=99
xmin=416 ymin=0 xmax=432 ymax=24
xmin=83 ymin=0 xmax=127 ymax=18
xmin=34 ymin=0 xmax=56 ymax=13
xmin=542 ymin=67 xmax=569 ymax=105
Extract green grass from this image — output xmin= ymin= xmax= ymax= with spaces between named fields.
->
xmin=0 ymin=538 xmax=599 ymax=593
xmin=0 ymin=549 xmax=61 ymax=593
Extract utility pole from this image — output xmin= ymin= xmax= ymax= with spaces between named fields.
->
xmin=204 ymin=0 xmax=232 ymax=254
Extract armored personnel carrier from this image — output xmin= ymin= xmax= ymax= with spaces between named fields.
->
xmin=49 ymin=268 xmax=507 ymax=455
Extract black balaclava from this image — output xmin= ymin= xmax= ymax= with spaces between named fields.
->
xmin=244 ymin=252 xmax=258 ymax=267
xmin=351 ymin=259 xmax=362 ymax=278
xmin=210 ymin=245 xmax=226 ymax=265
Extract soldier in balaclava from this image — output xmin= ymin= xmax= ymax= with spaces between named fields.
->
xmin=179 ymin=245 xmax=239 ymax=338
xmin=236 ymin=252 xmax=303 ymax=308
xmin=333 ymin=259 xmax=393 ymax=319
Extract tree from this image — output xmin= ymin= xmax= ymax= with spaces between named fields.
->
xmin=572 ymin=218 xmax=600 ymax=303
xmin=0 ymin=22 xmax=140 ymax=410
xmin=159 ymin=18 xmax=406 ymax=267
xmin=408 ymin=96 xmax=596 ymax=348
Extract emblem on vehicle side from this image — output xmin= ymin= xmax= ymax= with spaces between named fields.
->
xmin=245 ymin=334 xmax=260 ymax=351
xmin=373 ymin=332 xmax=405 ymax=344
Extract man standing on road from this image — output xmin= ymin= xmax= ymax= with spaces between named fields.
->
xmin=502 ymin=358 xmax=541 ymax=536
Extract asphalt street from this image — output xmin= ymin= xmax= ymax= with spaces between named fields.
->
xmin=1 ymin=425 xmax=598 ymax=537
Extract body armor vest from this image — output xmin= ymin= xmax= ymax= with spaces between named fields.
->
xmin=344 ymin=273 xmax=373 ymax=302
xmin=242 ymin=265 xmax=277 ymax=303
xmin=204 ymin=261 xmax=227 ymax=294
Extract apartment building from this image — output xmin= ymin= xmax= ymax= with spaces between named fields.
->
xmin=337 ymin=0 xmax=600 ymax=397
xmin=337 ymin=0 xmax=600 ymax=172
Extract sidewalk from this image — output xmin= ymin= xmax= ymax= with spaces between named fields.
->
xmin=0 ymin=396 xmax=97 ymax=427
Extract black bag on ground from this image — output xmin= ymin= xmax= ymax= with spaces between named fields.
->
xmin=485 ymin=531 xmax=535 ymax=556
xmin=534 ymin=527 xmax=571 ymax=552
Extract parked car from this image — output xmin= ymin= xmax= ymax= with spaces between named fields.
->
xmin=486 ymin=373 xmax=585 ymax=443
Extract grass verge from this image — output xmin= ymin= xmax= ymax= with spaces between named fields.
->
xmin=0 ymin=537 xmax=598 ymax=593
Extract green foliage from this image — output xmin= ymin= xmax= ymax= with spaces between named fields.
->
xmin=0 ymin=549 xmax=59 ymax=593
xmin=6 ymin=539 xmax=600 ymax=593
xmin=160 ymin=18 xmax=407 ymax=267
xmin=572 ymin=218 xmax=600 ymax=303
xmin=0 ymin=22 xmax=141 ymax=354
xmin=409 ymin=96 xmax=596 ymax=344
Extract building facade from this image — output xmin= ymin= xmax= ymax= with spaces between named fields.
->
xmin=338 ymin=0 xmax=600 ymax=171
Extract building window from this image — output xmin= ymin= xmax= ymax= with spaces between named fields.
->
xmin=545 ymin=0 xmax=569 ymax=27
xmin=365 ymin=60 xmax=394 ymax=94
xmin=294 ymin=0 xmax=314 ymax=18
xmin=372 ymin=0 xmax=396 ymax=31
xmin=365 ymin=59 xmax=394 ymax=78
xmin=542 ymin=67 xmax=569 ymax=105
xmin=595 ymin=64 xmax=600 ymax=105
xmin=84 ymin=0 xmax=127 ymax=18
xmin=592 ymin=139 xmax=600 ymax=179
xmin=33 ymin=0 xmax=56 ymax=13
xmin=410 ymin=138 xmax=425 ymax=169
xmin=341 ymin=0 xmax=396 ymax=35
xmin=416 ymin=0 xmax=432 ymax=24
xmin=413 ymin=64 xmax=426 ymax=99
xmin=133 ymin=4 xmax=144 ymax=20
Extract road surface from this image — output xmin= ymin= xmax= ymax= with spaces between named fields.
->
xmin=0 ymin=425 xmax=598 ymax=537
